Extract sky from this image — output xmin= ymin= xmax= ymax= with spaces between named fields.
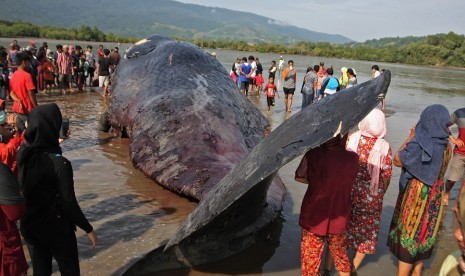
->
xmin=175 ymin=0 xmax=465 ymax=42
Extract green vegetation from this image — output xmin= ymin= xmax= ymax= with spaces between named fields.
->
xmin=0 ymin=0 xmax=352 ymax=44
xmin=2 ymin=20 xmax=465 ymax=68
xmin=0 ymin=20 xmax=137 ymax=43
xmin=190 ymin=32 xmax=465 ymax=68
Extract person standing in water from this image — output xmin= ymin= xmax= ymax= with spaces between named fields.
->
xmin=18 ymin=103 xmax=97 ymax=275
xmin=295 ymin=134 xmax=359 ymax=276
xmin=282 ymin=60 xmax=296 ymax=112
xmin=345 ymin=109 xmax=393 ymax=274
xmin=387 ymin=104 xmax=452 ymax=276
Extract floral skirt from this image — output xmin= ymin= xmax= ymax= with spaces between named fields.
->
xmin=387 ymin=178 xmax=444 ymax=264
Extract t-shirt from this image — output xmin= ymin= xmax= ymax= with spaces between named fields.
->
xmin=239 ymin=63 xmax=251 ymax=83
xmin=283 ymin=68 xmax=296 ymax=89
xmin=304 ymin=71 xmax=318 ymax=90
xmin=264 ymin=83 xmax=277 ymax=98
xmin=451 ymin=108 xmax=465 ymax=156
xmin=373 ymin=70 xmax=380 ymax=79
xmin=256 ymin=63 xmax=263 ymax=75
xmin=268 ymin=66 xmax=276 ymax=79
xmin=98 ymin=57 xmax=111 ymax=76
xmin=86 ymin=52 xmax=95 ymax=68
xmin=42 ymin=61 xmax=55 ymax=81
xmin=9 ymin=69 xmax=36 ymax=115
xmin=250 ymin=61 xmax=257 ymax=77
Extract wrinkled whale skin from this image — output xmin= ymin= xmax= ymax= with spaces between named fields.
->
xmin=109 ymin=35 xmax=272 ymax=200
xmin=106 ymin=35 xmax=286 ymax=273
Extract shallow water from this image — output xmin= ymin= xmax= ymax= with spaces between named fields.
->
xmin=3 ymin=38 xmax=465 ymax=275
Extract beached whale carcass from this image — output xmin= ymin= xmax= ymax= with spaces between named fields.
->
xmin=103 ymin=35 xmax=391 ymax=274
xmin=104 ymin=34 xmax=286 ymax=269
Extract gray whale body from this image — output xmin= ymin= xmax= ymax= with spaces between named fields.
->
xmin=104 ymin=34 xmax=391 ymax=274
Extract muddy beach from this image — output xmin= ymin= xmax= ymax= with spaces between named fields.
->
xmin=2 ymin=38 xmax=465 ymax=275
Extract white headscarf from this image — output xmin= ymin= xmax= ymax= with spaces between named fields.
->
xmin=346 ymin=109 xmax=390 ymax=196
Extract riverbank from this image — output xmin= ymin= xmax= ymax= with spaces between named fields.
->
xmin=2 ymin=41 xmax=464 ymax=275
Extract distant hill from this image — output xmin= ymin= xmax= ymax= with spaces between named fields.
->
xmin=0 ymin=0 xmax=353 ymax=44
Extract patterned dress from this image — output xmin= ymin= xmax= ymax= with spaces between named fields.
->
xmin=346 ymin=136 xmax=392 ymax=254
xmin=387 ymin=146 xmax=451 ymax=263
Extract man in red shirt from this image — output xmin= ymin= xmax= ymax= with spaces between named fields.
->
xmin=9 ymin=51 xmax=38 ymax=131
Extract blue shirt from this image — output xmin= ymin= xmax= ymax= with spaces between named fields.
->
xmin=239 ymin=63 xmax=251 ymax=82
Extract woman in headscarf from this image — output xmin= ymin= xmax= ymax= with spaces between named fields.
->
xmin=295 ymin=134 xmax=359 ymax=276
xmin=339 ymin=67 xmax=349 ymax=90
xmin=18 ymin=103 xmax=97 ymax=275
xmin=0 ymin=163 xmax=28 ymax=275
xmin=387 ymin=104 xmax=453 ymax=276
xmin=345 ymin=108 xmax=392 ymax=273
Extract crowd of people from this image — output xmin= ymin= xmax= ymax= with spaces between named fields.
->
xmin=0 ymin=39 xmax=121 ymax=99
xmin=229 ymin=55 xmax=388 ymax=114
xmin=295 ymin=105 xmax=465 ymax=276
xmin=0 ymin=39 xmax=108 ymax=275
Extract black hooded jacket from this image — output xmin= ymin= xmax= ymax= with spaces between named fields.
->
xmin=18 ymin=103 xmax=93 ymax=234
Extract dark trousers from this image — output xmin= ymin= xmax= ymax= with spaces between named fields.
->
xmin=21 ymin=229 xmax=80 ymax=276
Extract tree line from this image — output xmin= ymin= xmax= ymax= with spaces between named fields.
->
xmin=1 ymin=20 xmax=464 ymax=68
xmin=0 ymin=20 xmax=137 ymax=43
xmin=189 ymin=32 xmax=465 ymax=68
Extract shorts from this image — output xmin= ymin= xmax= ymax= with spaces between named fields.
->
xmin=250 ymin=76 xmax=256 ymax=85
xmin=447 ymin=153 xmax=465 ymax=182
xmin=240 ymin=81 xmax=249 ymax=91
xmin=87 ymin=67 xmax=95 ymax=77
xmin=267 ymin=97 xmax=275 ymax=107
xmin=283 ymin=87 xmax=295 ymax=95
xmin=99 ymin=75 xmax=110 ymax=87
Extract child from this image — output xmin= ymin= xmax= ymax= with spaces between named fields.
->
xmin=264 ymin=77 xmax=279 ymax=111
xmin=268 ymin=60 xmax=277 ymax=79
xmin=255 ymin=73 xmax=264 ymax=98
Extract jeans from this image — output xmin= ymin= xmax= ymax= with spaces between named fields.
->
xmin=301 ymin=87 xmax=314 ymax=109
